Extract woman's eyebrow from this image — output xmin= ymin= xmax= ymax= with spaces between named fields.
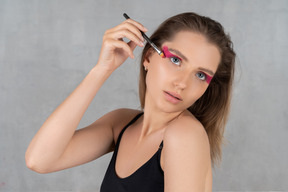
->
xmin=198 ymin=67 xmax=215 ymax=76
xmin=168 ymin=48 xmax=188 ymax=62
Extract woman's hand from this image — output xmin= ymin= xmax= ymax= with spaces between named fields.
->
xmin=96 ymin=19 xmax=147 ymax=72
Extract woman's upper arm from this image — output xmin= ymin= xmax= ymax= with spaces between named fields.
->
xmin=163 ymin=118 xmax=211 ymax=192
xmin=42 ymin=108 xmax=137 ymax=173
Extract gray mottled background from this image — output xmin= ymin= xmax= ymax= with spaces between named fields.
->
xmin=0 ymin=0 xmax=287 ymax=191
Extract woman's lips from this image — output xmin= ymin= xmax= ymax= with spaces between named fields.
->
xmin=164 ymin=91 xmax=183 ymax=104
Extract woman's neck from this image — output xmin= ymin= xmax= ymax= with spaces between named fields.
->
xmin=138 ymin=96 xmax=184 ymax=141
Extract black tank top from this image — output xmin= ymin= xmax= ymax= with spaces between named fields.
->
xmin=100 ymin=112 xmax=164 ymax=192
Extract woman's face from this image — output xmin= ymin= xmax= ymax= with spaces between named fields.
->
xmin=143 ymin=31 xmax=220 ymax=113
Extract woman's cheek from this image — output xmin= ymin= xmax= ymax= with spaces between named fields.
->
xmin=158 ymin=60 xmax=177 ymax=79
xmin=189 ymin=85 xmax=208 ymax=103
xmin=146 ymin=60 xmax=167 ymax=90
xmin=158 ymin=62 xmax=171 ymax=79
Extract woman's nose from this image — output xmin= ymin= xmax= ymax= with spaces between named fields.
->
xmin=173 ymin=73 xmax=190 ymax=90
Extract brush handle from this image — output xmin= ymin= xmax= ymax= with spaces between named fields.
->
xmin=123 ymin=13 xmax=150 ymax=43
xmin=123 ymin=13 xmax=164 ymax=56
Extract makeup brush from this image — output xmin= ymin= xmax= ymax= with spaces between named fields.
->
xmin=123 ymin=13 xmax=165 ymax=58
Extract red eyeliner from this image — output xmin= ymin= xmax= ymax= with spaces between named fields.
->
xmin=162 ymin=46 xmax=213 ymax=84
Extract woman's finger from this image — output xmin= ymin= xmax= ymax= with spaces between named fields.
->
xmin=105 ymin=38 xmax=135 ymax=58
xmin=127 ymin=40 xmax=138 ymax=53
xmin=108 ymin=28 xmax=144 ymax=47
xmin=118 ymin=22 xmax=144 ymax=42
xmin=107 ymin=19 xmax=147 ymax=42
xmin=125 ymin=18 xmax=148 ymax=32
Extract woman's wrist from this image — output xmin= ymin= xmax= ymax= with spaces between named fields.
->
xmin=90 ymin=64 xmax=114 ymax=79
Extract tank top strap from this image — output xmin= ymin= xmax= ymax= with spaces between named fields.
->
xmin=115 ymin=112 xmax=144 ymax=149
xmin=157 ymin=140 xmax=164 ymax=171
xmin=159 ymin=140 xmax=163 ymax=149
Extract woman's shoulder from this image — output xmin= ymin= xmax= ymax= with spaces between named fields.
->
xmin=162 ymin=110 xmax=211 ymax=174
xmin=167 ymin=110 xmax=206 ymax=130
xmin=162 ymin=113 xmax=212 ymax=191
xmin=163 ymin=110 xmax=210 ymax=151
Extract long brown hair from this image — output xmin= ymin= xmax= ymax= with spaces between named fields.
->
xmin=139 ymin=12 xmax=236 ymax=168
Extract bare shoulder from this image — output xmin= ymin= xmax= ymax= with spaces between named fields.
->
xmin=164 ymin=111 xmax=210 ymax=148
xmin=107 ymin=108 xmax=143 ymax=143
xmin=163 ymin=110 xmax=211 ymax=172
xmin=162 ymin=111 xmax=211 ymax=191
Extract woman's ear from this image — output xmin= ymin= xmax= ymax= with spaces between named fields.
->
xmin=143 ymin=48 xmax=154 ymax=68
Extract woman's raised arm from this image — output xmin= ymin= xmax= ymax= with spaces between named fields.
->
xmin=25 ymin=19 xmax=146 ymax=173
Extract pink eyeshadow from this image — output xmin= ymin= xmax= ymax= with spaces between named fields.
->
xmin=206 ymin=75 xmax=213 ymax=84
xmin=162 ymin=46 xmax=182 ymax=60
xmin=162 ymin=46 xmax=213 ymax=84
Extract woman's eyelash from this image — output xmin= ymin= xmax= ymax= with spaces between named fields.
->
xmin=196 ymin=72 xmax=213 ymax=84
xmin=197 ymin=72 xmax=213 ymax=84
xmin=169 ymin=56 xmax=182 ymax=65
xmin=196 ymin=72 xmax=207 ymax=81
xmin=162 ymin=46 xmax=183 ymax=64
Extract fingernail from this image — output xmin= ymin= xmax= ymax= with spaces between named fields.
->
xmin=144 ymin=27 xmax=148 ymax=31
xmin=140 ymin=41 xmax=144 ymax=47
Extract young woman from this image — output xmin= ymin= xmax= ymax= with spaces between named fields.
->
xmin=26 ymin=12 xmax=235 ymax=192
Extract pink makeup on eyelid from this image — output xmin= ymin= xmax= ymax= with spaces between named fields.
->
xmin=162 ymin=46 xmax=213 ymax=84
xmin=162 ymin=46 xmax=182 ymax=60
xmin=206 ymin=74 xmax=212 ymax=84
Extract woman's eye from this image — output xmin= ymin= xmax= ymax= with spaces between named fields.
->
xmin=170 ymin=57 xmax=181 ymax=66
xmin=196 ymin=72 xmax=207 ymax=81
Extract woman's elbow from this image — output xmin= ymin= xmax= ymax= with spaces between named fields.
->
xmin=25 ymin=153 xmax=50 ymax=174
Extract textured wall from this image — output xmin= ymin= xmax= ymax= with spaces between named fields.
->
xmin=0 ymin=0 xmax=287 ymax=191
